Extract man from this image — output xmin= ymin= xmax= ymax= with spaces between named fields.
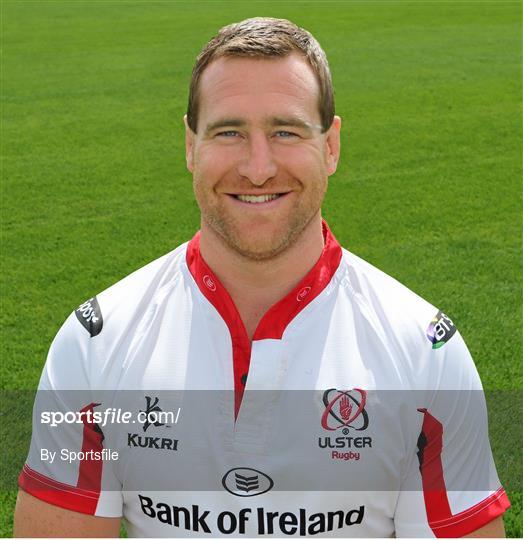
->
xmin=14 ymin=17 xmax=509 ymax=537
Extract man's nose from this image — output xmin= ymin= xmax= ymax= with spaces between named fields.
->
xmin=237 ymin=133 xmax=278 ymax=186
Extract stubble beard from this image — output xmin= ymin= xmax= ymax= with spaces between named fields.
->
xmin=197 ymin=189 xmax=325 ymax=262
xmin=203 ymin=209 xmax=319 ymax=262
xmin=194 ymin=168 xmax=328 ymax=261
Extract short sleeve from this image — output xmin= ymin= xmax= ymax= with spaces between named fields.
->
xmin=18 ymin=304 xmax=123 ymax=517
xmin=394 ymin=321 xmax=510 ymax=537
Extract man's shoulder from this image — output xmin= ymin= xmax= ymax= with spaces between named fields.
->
xmin=336 ymin=249 xmax=469 ymax=388
xmin=339 ymin=248 xmax=449 ymax=357
xmin=71 ymin=241 xmax=190 ymax=341
xmin=340 ymin=248 xmax=437 ymax=319
xmin=40 ymin=242 xmax=192 ymax=390
xmin=98 ymin=242 xmax=189 ymax=305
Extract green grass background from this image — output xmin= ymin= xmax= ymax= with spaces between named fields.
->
xmin=1 ymin=0 xmax=521 ymax=536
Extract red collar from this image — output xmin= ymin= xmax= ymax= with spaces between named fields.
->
xmin=186 ymin=220 xmax=342 ymax=341
xmin=186 ymin=220 xmax=342 ymax=414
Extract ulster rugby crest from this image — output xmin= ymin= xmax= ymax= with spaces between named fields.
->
xmin=321 ymin=389 xmax=369 ymax=432
xmin=318 ymin=389 xmax=372 ymax=461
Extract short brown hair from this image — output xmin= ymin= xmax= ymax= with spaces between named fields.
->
xmin=186 ymin=17 xmax=334 ymax=133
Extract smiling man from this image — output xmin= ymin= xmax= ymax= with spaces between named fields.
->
xmin=14 ymin=18 xmax=509 ymax=537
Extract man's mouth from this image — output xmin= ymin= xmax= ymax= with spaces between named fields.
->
xmin=232 ymin=193 xmax=285 ymax=204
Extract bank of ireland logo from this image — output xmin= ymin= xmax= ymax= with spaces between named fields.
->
xmin=426 ymin=310 xmax=456 ymax=349
xmin=321 ymin=389 xmax=369 ymax=433
xmin=222 ymin=468 xmax=274 ymax=497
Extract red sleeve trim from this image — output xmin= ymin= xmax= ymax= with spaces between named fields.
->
xmin=77 ymin=402 xmax=104 ymax=492
xmin=417 ymin=408 xmax=452 ymax=524
xmin=18 ymin=464 xmax=99 ymax=515
xmin=430 ymin=487 xmax=510 ymax=538
xmin=417 ymin=409 xmax=510 ymax=537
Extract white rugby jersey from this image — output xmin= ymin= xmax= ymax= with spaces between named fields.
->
xmin=20 ymin=222 xmax=509 ymax=537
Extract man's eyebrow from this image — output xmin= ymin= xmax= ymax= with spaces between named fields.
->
xmin=204 ymin=119 xmax=246 ymax=134
xmin=203 ymin=117 xmax=319 ymax=135
xmin=268 ymin=117 xmax=315 ymax=130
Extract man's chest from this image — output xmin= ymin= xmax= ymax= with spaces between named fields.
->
xmin=100 ymin=291 xmax=420 ymax=485
xmin=95 ymin=287 xmax=423 ymax=536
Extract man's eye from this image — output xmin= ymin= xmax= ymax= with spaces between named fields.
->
xmin=275 ymin=131 xmax=298 ymax=138
xmin=216 ymin=130 xmax=240 ymax=137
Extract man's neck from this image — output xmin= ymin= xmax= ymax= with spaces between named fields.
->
xmin=199 ymin=215 xmax=325 ymax=340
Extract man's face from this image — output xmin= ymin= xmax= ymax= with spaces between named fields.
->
xmin=185 ymin=53 xmax=341 ymax=261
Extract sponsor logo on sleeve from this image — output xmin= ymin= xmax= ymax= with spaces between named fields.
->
xmin=426 ymin=310 xmax=456 ymax=349
xmin=75 ymin=297 xmax=103 ymax=337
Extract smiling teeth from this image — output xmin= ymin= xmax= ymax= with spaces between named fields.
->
xmin=236 ymin=194 xmax=280 ymax=203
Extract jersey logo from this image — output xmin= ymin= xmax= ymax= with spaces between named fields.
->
xmin=139 ymin=493 xmax=365 ymax=535
xmin=426 ymin=310 xmax=456 ymax=349
xmin=203 ymin=274 xmax=217 ymax=292
xmin=321 ymin=389 xmax=369 ymax=432
xmin=140 ymin=396 xmax=170 ymax=432
xmin=319 ymin=389 xmax=372 ymax=460
xmin=127 ymin=396 xmax=179 ymax=452
xmin=222 ymin=468 xmax=274 ymax=497
xmin=296 ymin=286 xmax=311 ymax=302
xmin=75 ymin=297 xmax=103 ymax=337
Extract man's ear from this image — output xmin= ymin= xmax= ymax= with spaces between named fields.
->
xmin=325 ymin=115 xmax=342 ymax=176
xmin=184 ymin=115 xmax=195 ymax=173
